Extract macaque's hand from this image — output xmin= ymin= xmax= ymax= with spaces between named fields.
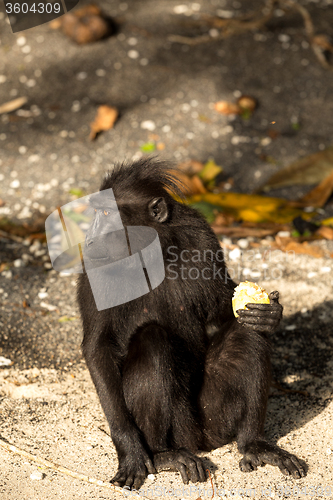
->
xmin=236 ymin=291 xmax=283 ymax=334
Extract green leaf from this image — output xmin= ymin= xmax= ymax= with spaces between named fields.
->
xmin=188 ymin=201 xmax=220 ymax=224
xmin=69 ymin=188 xmax=84 ymax=197
xmin=141 ymin=142 xmax=156 ymax=153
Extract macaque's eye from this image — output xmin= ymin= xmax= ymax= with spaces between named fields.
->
xmin=94 ymin=208 xmax=97 ymax=213
xmin=104 ymin=210 xmax=110 ymax=216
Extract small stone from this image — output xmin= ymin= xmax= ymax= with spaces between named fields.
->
xmin=0 ymin=356 xmax=12 ymax=366
xmin=10 ymin=180 xmax=20 ymax=189
xmin=128 ymin=50 xmax=139 ymax=59
xmin=237 ymin=238 xmax=249 ymax=249
xmin=229 ymin=248 xmax=241 ymax=261
xmin=40 ymin=301 xmax=57 ymax=310
xmin=285 ymin=325 xmax=297 ymax=331
xmin=307 ymin=272 xmax=317 ymax=279
xmin=277 ymin=231 xmax=290 ymax=238
xmin=16 ymin=36 xmax=26 ymax=46
xmin=141 ymin=120 xmax=156 ymax=131
xmin=13 ymin=259 xmax=24 ymax=268
xmin=38 ymin=292 xmax=48 ymax=299
xmin=30 ymin=471 xmax=44 ymax=480
xmin=3 ymin=270 xmax=12 ymax=279
xmin=77 ymin=72 xmax=87 ymax=80
xmin=147 ymin=474 xmax=155 ymax=480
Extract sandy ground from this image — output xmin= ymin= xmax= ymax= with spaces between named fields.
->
xmin=1 ymin=245 xmax=333 ymax=500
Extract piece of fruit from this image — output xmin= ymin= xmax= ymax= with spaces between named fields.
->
xmin=232 ymin=281 xmax=270 ymax=317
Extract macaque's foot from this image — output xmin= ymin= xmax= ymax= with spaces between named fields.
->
xmin=239 ymin=441 xmax=306 ymax=479
xmin=154 ymin=449 xmax=206 ymax=484
xmin=111 ymin=450 xmax=155 ymax=490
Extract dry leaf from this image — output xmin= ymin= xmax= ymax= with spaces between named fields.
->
xmin=258 ymin=147 xmax=333 ymax=191
xmin=212 ymin=226 xmax=276 ymax=238
xmin=298 ymin=170 xmax=333 ymax=208
xmin=199 ymin=159 xmax=223 ymax=183
xmin=0 ymin=97 xmax=27 ymax=115
xmin=175 ymin=172 xmax=207 ymax=195
xmin=89 ymin=105 xmax=118 ymax=140
xmin=52 ymin=4 xmax=112 ymax=44
xmin=276 ymin=239 xmax=324 ymax=258
xmin=186 ymin=192 xmax=313 ymax=224
xmin=321 ymin=217 xmax=333 ymax=226
xmin=316 ymin=226 xmax=333 ymax=240
xmin=178 ymin=160 xmax=204 ymax=175
xmin=214 ymin=100 xmax=241 ymax=115
xmin=237 ymin=95 xmax=257 ymax=112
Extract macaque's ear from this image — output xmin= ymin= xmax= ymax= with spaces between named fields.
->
xmin=148 ymin=197 xmax=168 ymax=223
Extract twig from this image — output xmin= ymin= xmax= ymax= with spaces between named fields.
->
xmin=169 ymin=0 xmax=332 ymax=69
xmin=0 ymin=229 xmax=24 ymax=243
xmin=0 ymin=438 xmax=148 ymax=498
xmin=271 ymin=380 xmax=309 ymax=397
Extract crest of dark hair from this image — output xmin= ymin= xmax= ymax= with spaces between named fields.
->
xmin=100 ymin=157 xmax=185 ymax=200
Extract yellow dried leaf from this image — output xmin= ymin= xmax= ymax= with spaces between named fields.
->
xmin=299 ymin=170 xmax=333 ymax=208
xmin=316 ymin=226 xmax=333 ymax=240
xmin=89 ymin=105 xmax=118 ymax=140
xmin=186 ymin=192 xmax=313 ymax=224
xmin=214 ymin=101 xmax=241 ymax=115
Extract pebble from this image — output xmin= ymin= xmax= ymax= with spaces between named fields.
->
xmin=38 ymin=292 xmax=48 ymax=299
xmin=237 ymin=239 xmax=249 ymax=249
xmin=285 ymin=325 xmax=297 ymax=331
xmin=76 ymin=72 xmax=87 ymax=80
xmin=13 ymin=259 xmax=24 ymax=268
xmin=0 ymin=356 xmax=12 ymax=366
xmin=9 ymin=180 xmax=20 ymax=189
xmin=141 ymin=120 xmax=156 ymax=131
xmin=29 ymin=241 xmax=41 ymax=253
xmin=229 ymin=248 xmax=241 ymax=261
xmin=147 ymin=474 xmax=155 ymax=480
xmin=277 ymin=231 xmax=290 ymax=238
xmin=2 ymin=271 xmax=12 ymax=279
xmin=307 ymin=272 xmax=317 ymax=279
xmin=30 ymin=471 xmax=44 ymax=480
xmin=320 ymin=267 xmax=331 ymax=273
xmin=40 ymin=301 xmax=57 ymax=311
xmin=128 ymin=50 xmax=139 ymax=59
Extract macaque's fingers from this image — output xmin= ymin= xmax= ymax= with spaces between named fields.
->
xmin=245 ymin=302 xmax=281 ymax=311
xmin=238 ymin=316 xmax=277 ymax=326
xmin=237 ymin=307 xmax=282 ymax=317
xmin=269 ymin=290 xmax=280 ymax=303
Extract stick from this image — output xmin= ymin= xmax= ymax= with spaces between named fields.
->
xmin=0 ymin=438 xmax=149 ymax=498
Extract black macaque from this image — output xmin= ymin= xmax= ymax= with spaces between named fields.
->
xmin=77 ymin=158 xmax=305 ymax=490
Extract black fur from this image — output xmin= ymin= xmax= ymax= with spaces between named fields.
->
xmin=77 ymin=158 xmax=305 ymax=489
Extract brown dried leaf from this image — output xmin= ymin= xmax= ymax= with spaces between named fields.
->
xmin=237 ymin=95 xmax=257 ymax=112
xmin=298 ymin=170 xmax=333 ymax=208
xmin=0 ymin=97 xmax=28 ymax=115
xmin=214 ymin=101 xmax=241 ymax=115
xmin=276 ymin=239 xmax=324 ymax=258
xmin=259 ymin=147 xmax=333 ymax=191
xmin=173 ymin=172 xmax=207 ymax=195
xmin=316 ymin=226 xmax=333 ymax=240
xmin=178 ymin=160 xmax=204 ymax=175
xmin=54 ymin=4 xmax=112 ymax=44
xmin=89 ymin=106 xmax=118 ymax=140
